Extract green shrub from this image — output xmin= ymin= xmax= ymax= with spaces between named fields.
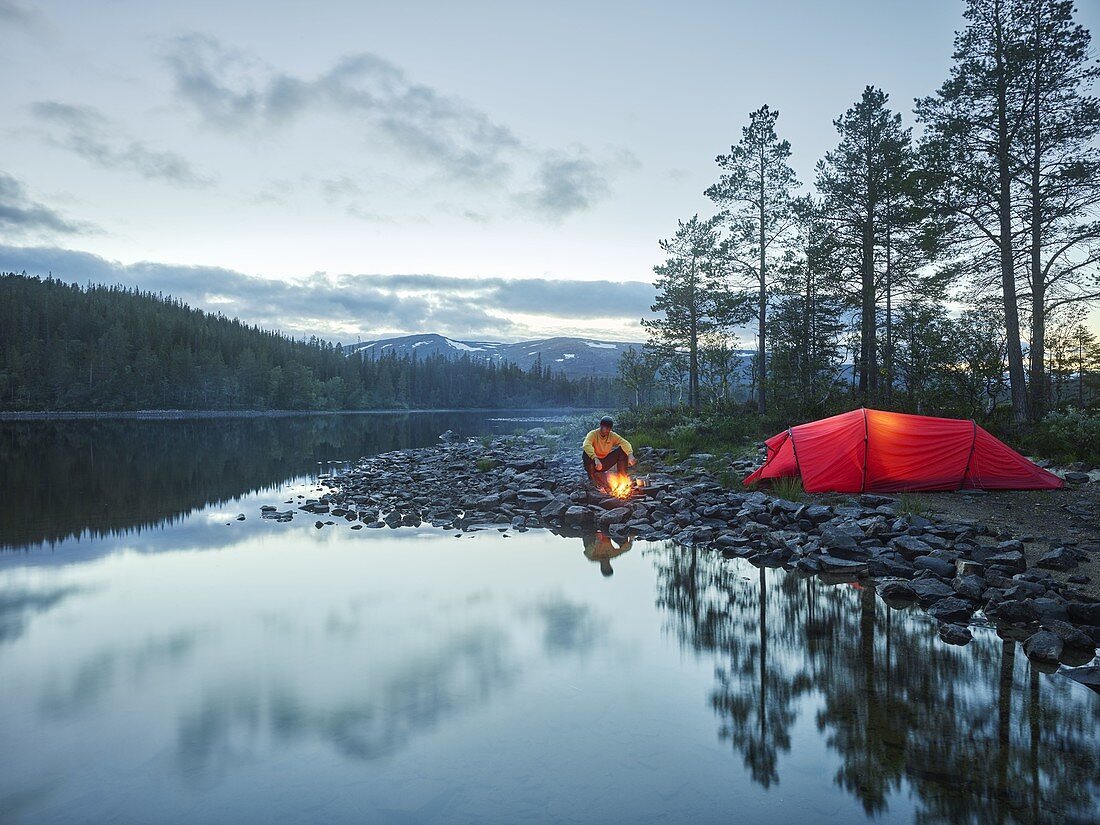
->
xmin=615 ymin=405 xmax=763 ymax=460
xmin=1021 ymin=408 xmax=1100 ymax=464
xmin=475 ymin=457 xmax=497 ymax=473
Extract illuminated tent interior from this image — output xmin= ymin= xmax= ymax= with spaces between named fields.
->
xmin=744 ymin=408 xmax=1064 ymax=493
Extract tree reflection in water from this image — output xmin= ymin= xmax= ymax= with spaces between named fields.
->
xmin=0 ymin=412 xmax=525 ymax=550
xmin=651 ymin=544 xmax=1100 ymax=823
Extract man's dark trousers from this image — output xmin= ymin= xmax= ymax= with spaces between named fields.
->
xmin=583 ymin=446 xmax=629 ymax=484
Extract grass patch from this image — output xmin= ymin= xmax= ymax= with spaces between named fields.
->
xmin=896 ymin=492 xmax=931 ymax=517
xmin=480 ymin=434 xmax=494 ymax=448
xmin=770 ymin=476 xmax=805 ymax=502
xmin=475 ymin=456 xmax=498 ymax=473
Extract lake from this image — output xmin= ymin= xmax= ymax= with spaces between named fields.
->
xmin=1 ymin=412 xmax=1098 ymax=824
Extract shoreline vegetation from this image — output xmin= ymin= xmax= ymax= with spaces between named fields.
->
xmin=0 ymin=406 xmax=595 ymax=421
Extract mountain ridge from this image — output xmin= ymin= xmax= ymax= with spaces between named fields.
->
xmin=344 ymin=333 xmax=641 ymax=377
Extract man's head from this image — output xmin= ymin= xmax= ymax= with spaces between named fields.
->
xmin=599 ymin=415 xmax=613 ymax=434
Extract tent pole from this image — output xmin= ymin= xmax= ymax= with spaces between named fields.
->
xmin=960 ymin=419 xmax=979 ymax=489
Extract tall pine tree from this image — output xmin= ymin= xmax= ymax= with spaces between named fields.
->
xmin=705 ymin=105 xmax=800 ymax=414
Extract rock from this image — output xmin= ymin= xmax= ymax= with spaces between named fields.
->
xmin=984 ymin=550 xmax=1027 ymax=574
xmin=516 ymin=488 xmax=555 ymax=504
xmin=955 ymin=559 xmax=984 ymax=578
xmin=1063 ymin=471 xmax=1090 ymax=484
xmin=1068 ymin=602 xmax=1100 ymax=625
xmin=953 ymin=575 xmax=986 ymax=602
xmin=879 ymin=580 xmax=917 ymax=601
xmin=859 ymin=494 xmax=895 ymax=508
xmin=938 ymin=623 xmax=973 ymax=645
xmin=928 ymin=597 xmax=975 ymax=624
xmin=914 ymin=555 xmax=956 ymax=578
xmin=597 ymin=507 xmax=631 ymax=531
xmin=607 ymin=523 xmax=631 ymax=541
xmin=1036 ymin=547 xmax=1078 ymax=571
xmin=891 ymin=536 xmax=934 ymax=560
xmin=909 ymin=577 xmax=956 ymax=606
xmin=1041 ymin=619 xmax=1095 ymax=648
xmin=1022 ymin=630 xmax=1063 ymax=665
xmin=868 ymin=556 xmax=916 ymax=579
xmin=1063 ymin=665 xmax=1100 ymax=693
xmin=821 ymin=528 xmax=859 ymax=551
xmin=540 ymin=500 xmax=570 ymax=519
xmin=817 ymin=554 xmax=868 ymax=574
xmin=802 ymin=504 xmax=833 ymax=523
xmin=260 ymin=505 xmax=276 ymax=512
xmin=985 ymin=598 xmax=1037 ymax=625
xmin=1030 ymin=597 xmax=1070 ymax=624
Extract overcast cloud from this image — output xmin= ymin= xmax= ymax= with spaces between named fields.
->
xmin=0 ymin=245 xmax=654 ymax=343
xmin=0 ymin=173 xmax=87 ymax=237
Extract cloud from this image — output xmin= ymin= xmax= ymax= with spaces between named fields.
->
xmin=32 ymin=101 xmax=213 ymax=187
xmin=517 ymin=153 xmax=610 ymax=220
xmin=162 ymin=34 xmax=628 ymax=218
xmin=0 ymin=0 xmax=36 ymax=28
xmin=0 ymin=245 xmax=654 ymax=342
xmin=0 ymin=173 xmax=87 ymax=236
xmin=164 ymin=34 xmax=519 ymax=185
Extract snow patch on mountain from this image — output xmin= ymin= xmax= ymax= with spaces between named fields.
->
xmin=445 ymin=338 xmax=483 ymax=352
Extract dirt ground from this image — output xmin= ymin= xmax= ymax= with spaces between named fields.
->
xmin=897 ymin=484 xmax=1099 ymax=599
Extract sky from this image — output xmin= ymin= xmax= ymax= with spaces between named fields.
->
xmin=2 ymin=0 xmax=1098 ymax=344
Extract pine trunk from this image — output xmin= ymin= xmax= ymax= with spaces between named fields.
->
xmin=1028 ymin=0 xmax=1046 ymax=423
xmin=995 ymin=0 xmax=1030 ymax=424
xmin=758 ymin=193 xmax=767 ymax=415
xmin=689 ymin=257 xmax=700 ymax=411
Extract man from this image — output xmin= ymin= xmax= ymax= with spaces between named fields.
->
xmin=581 ymin=415 xmax=635 ymax=486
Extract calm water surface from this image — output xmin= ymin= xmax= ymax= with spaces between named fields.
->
xmin=1 ymin=413 xmax=1098 ymax=824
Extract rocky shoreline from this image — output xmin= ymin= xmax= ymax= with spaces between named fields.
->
xmin=260 ymin=428 xmax=1100 ymax=688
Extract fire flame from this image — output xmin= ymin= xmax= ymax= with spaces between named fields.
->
xmin=605 ymin=471 xmax=644 ymax=499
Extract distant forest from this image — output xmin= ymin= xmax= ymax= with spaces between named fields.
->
xmin=0 ymin=273 xmax=615 ymax=411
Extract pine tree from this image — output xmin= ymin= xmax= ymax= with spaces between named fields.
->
xmin=705 ymin=105 xmax=801 ymax=414
xmin=642 ymin=215 xmax=736 ymax=411
xmin=916 ymin=0 xmax=1035 ymax=423
xmin=1017 ymin=0 xmax=1100 ymax=419
xmin=816 ymin=87 xmax=936 ymax=403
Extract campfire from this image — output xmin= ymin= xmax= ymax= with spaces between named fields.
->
xmin=604 ymin=471 xmax=645 ymax=499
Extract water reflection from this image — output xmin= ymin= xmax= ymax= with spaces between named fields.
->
xmin=176 ymin=622 xmax=517 ymax=779
xmin=653 ymin=546 xmax=1100 ymax=822
xmin=581 ymin=531 xmax=634 ymax=577
xmin=0 ymin=411 xmax=560 ymax=551
xmin=0 ymin=584 xmax=91 ymax=645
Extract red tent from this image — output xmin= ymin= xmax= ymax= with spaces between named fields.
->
xmin=744 ymin=408 xmax=1063 ymax=493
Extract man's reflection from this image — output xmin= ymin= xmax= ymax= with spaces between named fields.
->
xmin=582 ymin=530 xmax=633 ymax=577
